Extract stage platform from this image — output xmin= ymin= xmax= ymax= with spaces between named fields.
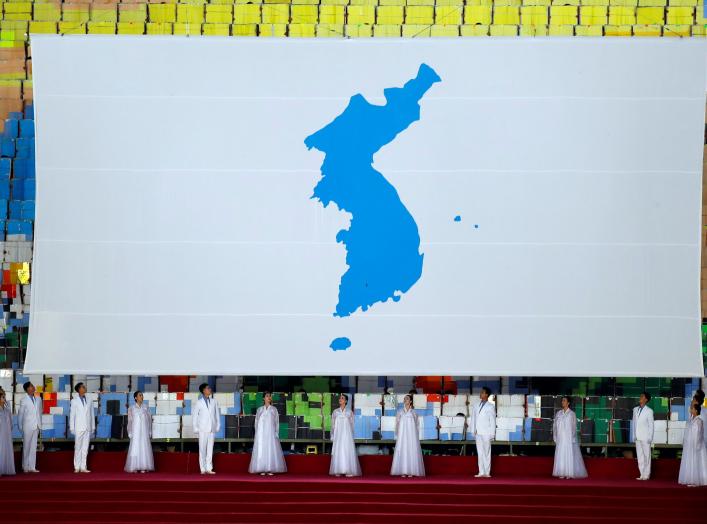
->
xmin=2 ymin=453 xmax=704 ymax=523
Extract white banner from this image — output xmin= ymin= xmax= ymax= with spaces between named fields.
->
xmin=26 ymin=36 xmax=706 ymax=376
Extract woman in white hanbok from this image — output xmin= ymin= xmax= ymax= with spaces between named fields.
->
xmin=0 ymin=390 xmax=15 ymax=476
xmin=330 ymin=394 xmax=361 ymax=477
xmin=552 ymin=396 xmax=587 ymax=479
xmin=679 ymin=404 xmax=707 ymax=487
xmin=125 ymin=391 xmax=155 ymax=473
xmin=390 ymin=395 xmax=425 ymax=477
xmin=249 ymin=392 xmax=287 ymax=475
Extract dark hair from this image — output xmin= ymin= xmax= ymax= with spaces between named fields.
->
xmin=695 ymin=404 xmax=702 ymax=416
xmin=561 ymin=395 xmax=572 ymax=406
xmin=339 ymin=393 xmax=348 ymax=404
xmin=481 ymin=386 xmax=492 ymax=396
xmin=640 ymin=391 xmax=651 ymax=402
xmin=198 ymin=383 xmax=209 ymax=394
xmin=23 ymin=381 xmax=32 ymax=392
xmin=404 ymin=394 xmax=414 ymax=407
xmin=264 ymin=391 xmax=272 ymax=397
xmin=133 ymin=390 xmax=142 ymax=400
xmin=695 ymin=389 xmax=705 ymax=404
xmin=74 ymin=382 xmax=84 ymax=393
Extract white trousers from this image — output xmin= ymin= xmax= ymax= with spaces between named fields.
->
xmin=22 ymin=428 xmax=39 ymax=472
xmin=475 ymin=435 xmax=493 ymax=476
xmin=198 ymin=432 xmax=215 ymax=473
xmin=636 ymin=440 xmax=651 ymax=479
xmin=74 ymin=431 xmax=91 ymax=471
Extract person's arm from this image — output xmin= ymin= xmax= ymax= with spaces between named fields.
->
xmin=348 ymin=410 xmax=355 ymax=434
xmin=254 ymin=406 xmax=261 ymax=433
xmin=412 ymin=410 xmax=420 ymax=439
xmin=192 ymin=400 xmax=200 ymax=435
xmin=552 ymin=412 xmax=559 ymax=444
xmin=570 ymin=411 xmax=578 ymax=444
xmin=395 ymin=410 xmax=401 ymax=439
xmin=147 ymin=407 xmax=153 ymax=438
xmin=69 ymin=399 xmax=76 ymax=435
xmin=273 ymin=407 xmax=279 ymax=437
xmin=330 ymin=410 xmax=337 ymax=441
xmin=214 ymin=400 xmax=221 ymax=434
xmin=90 ymin=402 xmax=96 ymax=435
xmin=647 ymin=410 xmax=654 ymax=444
xmin=127 ymin=406 xmax=134 ymax=439
xmin=696 ymin=419 xmax=705 ymax=451
xmin=469 ymin=406 xmax=476 ymax=436
xmin=17 ymin=397 xmax=24 ymax=430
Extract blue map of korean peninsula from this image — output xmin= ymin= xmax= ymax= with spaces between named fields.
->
xmin=305 ymin=64 xmax=441 ymax=318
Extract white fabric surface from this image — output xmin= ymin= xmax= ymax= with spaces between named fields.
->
xmin=74 ymin=430 xmax=91 ymax=471
xmin=198 ymin=432 xmax=215 ymax=473
xmin=390 ymin=408 xmax=425 ymax=477
xmin=552 ymin=408 xmax=587 ymax=479
xmin=125 ymin=404 xmax=154 ymax=472
xmin=678 ymin=416 xmax=707 ymax=486
xmin=329 ymin=408 xmax=361 ymax=477
xmin=475 ymin=435 xmax=493 ymax=476
xmin=0 ymin=406 xmax=15 ymax=475
xmin=249 ymin=405 xmax=286 ymax=474
xmin=635 ymin=440 xmax=652 ymax=480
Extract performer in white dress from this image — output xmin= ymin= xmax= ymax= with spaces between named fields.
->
xmin=552 ymin=396 xmax=587 ymax=479
xmin=69 ymin=382 xmax=95 ymax=473
xmin=125 ymin=391 xmax=155 ymax=473
xmin=329 ymin=394 xmax=361 ymax=477
xmin=469 ymin=387 xmax=496 ymax=478
xmin=0 ymin=389 xmax=15 ymax=476
xmin=249 ymin=392 xmax=286 ymax=475
xmin=390 ymin=394 xmax=425 ymax=477
xmin=192 ymin=383 xmax=220 ymax=475
xmin=691 ymin=389 xmax=706 ymax=448
xmin=679 ymin=404 xmax=707 ymax=487
xmin=632 ymin=391 xmax=654 ymax=481
xmin=17 ymin=381 xmax=41 ymax=473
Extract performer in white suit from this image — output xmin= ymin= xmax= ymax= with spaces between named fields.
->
xmin=552 ymin=396 xmax=587 ymax=479
xmin=632 ymin=391 xmax=654 ymax=481
xmin=679 ymin=404 xmax=707 ymax=487
xmin=390 ymin=394 xmax=425 ymax=477
xmin=469 ymin=387 xmax=496 ymax=478
xmin=69 ymin=382 xmax=95 ymax=473
xmin=249 ymin=391 xmax=286 ymax=475
xmin=17 ymin=381 xmax=42 ymax=473
xmin=192 ymin=383 xmax=220 ymax=475
xmin=0 ymin=389 xmax=15 ymax=476
xmin=329 ymin=394 xmax=361 ymax=477
xmin=125 ymin=391 xmax=154 ymax=473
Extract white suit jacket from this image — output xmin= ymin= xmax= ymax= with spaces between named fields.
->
xmin=18 ymin=394 xmax=42 ymax=432
xmin=69 ymin=396 xmax=96 ymax=435
xmin=192 ymin=396 xmax=221 ymax=434
xmin=632 ymin=405 xmax=654 ymax=443
xmin=470 ymin=400 xmax=496 ymax=437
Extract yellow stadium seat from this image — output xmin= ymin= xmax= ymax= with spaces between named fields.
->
xmin=118 ymin=5 xmax=147 ymax=24
xmin=522 ymin=0 xmax=551 ymax=5
xmin=548 ymin=24 xmax=574 ymax=34
xmin=430 ymin=23 xmax=460 ymax=35
xmin=344 ymin=23 xmax=373 ymax=36
xmin=349 ymin=0 xmax=379 ymax=5
xmin=494 ymin=6 xmax=521 ymax=24
xmin=291 ymin=5 xmax=318 ymax=24
xmin=465 ymin=6 xmax=492 ymax=24
xmin=261 ymin=5 xmax=289 ymax=24
xmin=636 ymin=6 xmax=665 ymax=22
xmin=33 ymin=2 xmax=62 ymax=22
xmin=172 ymin=23 xmax=201 ymax=35
xmin=373 ymin=23 xmax=402 ymax=35
xmin=696 ymin=5 xmax=706 ymax=23
xmin=551 ymin=0 xmax=580 ymax=5
xmin=202 ymin=22 xmax=229 ymax=35
xmin=691 ymin=23 xmax=705 ymax=35
xmin=258 ymin=23 xmax=287 ymax=36
xmin=638 ymin=0 xmax=666 ymax=5
xmin=519 ymin=24 xmax=548 ymax=34
xmin=632 ymin=23 xmax=662 ymax=33
xmin=580 ymin=6 xmax=608 ymax=24
xmin=321 ymin=0 xmax=349 ymax=5
xmin=145 ymin=22 xmax=173 ymax=35
xmin=402 ymin=23 xmax=430 ymax=36
xmin=235 ymin=0 xmax=263 ymax=3
xmin=28 ymin=21 xmax=57 ymax=34
xmin=319 ymin=6 xmax=345 ymax=24
xmin=288 ymin=23 xmax=316 ymax=36
xmin=406 ymin=6 xmax=434 ymax=24
xmin=234 ymin=5 xmax=261 ymax=24
xmin=205 ymin=5 xmax=232 ymax=24
xmin=437 ymin=0 xmax=464 ymax=5
xmin=117 ymin=22 xmax=145 ymax=35
xmin=668 ymin=0 xmax=696 ymax=5
xmin=379 ymin=0 xmax=406 ymax=5
xmin=465 ymin=0 xmax=493 ymax=5
xmin=57 ymin=21 xmax=86 ymax=34
xmin=662 ymin=23 xmax=692 ymax=34
xmin=263 ymin=0 xmax=290 ymax=4
xmin=608 ymin=6 xmax=636 ymax=24
xmin=315 ymin=23 xmax=345 ymax=36
xmin=521 ymin=6 xmax=549 ymax=25
xmin=581 ymin=0 xmax=609 ymax=5
xmin=87 ymin=22 xmax=116 ymax=34
xmin=347 ymin=6 xmax=376 ymax=24
xmin=377 ymin=6 xmax=404 ymax=24
xmin=90 ymin=5 xmax=117 ymax=23
xmin=178 ymin=5 xmax=206 ymax=24
xmin=490 ymin=23 xmax=519 ymax=34
xmin=549 ymin=6 xmax=578 ymax=24
xmin=148 ymin=5 xmax=177 ymax=24
xmin=494 ymin=0 xmax=522 ymax=5
xmin=232 ymin=23 xmax=258 ymax=36
xmin=666 ymin=6 xmax=695 ymax=23
xmin=575 ymin=24 xmax=603 ymax=34
xmin=604 ymin=23 xmax=633 ymax=34
xmin=61 ymin=3 xmax=90 ymax=24
xmin=460 ymin=23 xmax=490 ymax=35
xmin=609 ymin=0 xmax=638 ymax=5
xmin=407 ymin=0 xmax=436 ymax=5
xmin=435 ymin=6 xmax=463 ymax=25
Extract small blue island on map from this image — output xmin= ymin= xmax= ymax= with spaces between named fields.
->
xmin=330 ymin=337 xmax=352 ymax=351
xmin=305 ymin=64 xmax=441 ymax=351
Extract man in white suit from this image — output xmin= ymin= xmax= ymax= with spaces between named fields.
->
xmin=192 ymin=383 xmax=220 ymax=475
xmin=470 ymin=387 xmax=496 ymax=478
xmin=17 ymin=381 xmax=42 ymax=473
xmin=69 ymin=382 xmax=95 ymax=473
xmin=632 ymin=391 xmax=654 ymax=481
